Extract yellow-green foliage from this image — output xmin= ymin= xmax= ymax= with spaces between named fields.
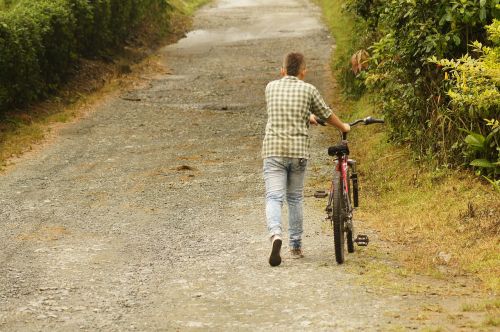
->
xmin=432 ymin=20 xmax=500 ymax=116
xmin=431 ymin=20 xmax=500 ymax=182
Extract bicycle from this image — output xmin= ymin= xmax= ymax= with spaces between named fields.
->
xmin=314 ymin=116 xmax=385 ymax=264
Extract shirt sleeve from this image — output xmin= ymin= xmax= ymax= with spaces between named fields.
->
xmin=310 ymin=86 xmax=332 ymax=120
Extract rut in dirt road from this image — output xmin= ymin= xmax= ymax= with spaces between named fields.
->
xmin=0 ymin=0 xmax=491 ymax=331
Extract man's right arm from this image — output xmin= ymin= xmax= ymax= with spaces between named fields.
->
xmin=326 ymin=113 xmax=350 ymax=133
xmin=309 ymin=86 xmax=350 ymax=132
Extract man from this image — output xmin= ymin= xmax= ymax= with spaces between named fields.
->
xmin=263 ymin=52 xmax=350 ymax=267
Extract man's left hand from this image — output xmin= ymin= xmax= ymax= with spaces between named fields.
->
xmin=309 ymin=114 xmax=318 ymax=126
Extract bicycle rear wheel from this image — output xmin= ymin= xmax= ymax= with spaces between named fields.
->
xmin=332 ymin=169 xmax=345 ymax=264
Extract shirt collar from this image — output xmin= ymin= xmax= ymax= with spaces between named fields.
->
xmin=283 ymin=75 xmax=299 ymax=81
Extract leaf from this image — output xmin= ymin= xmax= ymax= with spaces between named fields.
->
xmin=470 ymin=159 xmax=496 ymax=168
xmin=439 ymin=15 xmax=447 ymax=26
xmin=453 ymin=35 xmax=461 ymax=46
xmin=440 ymin=12 xmax=452 ymax=25
xmin=480 ymin=7 xmax=487 ymax=21
xmin=464 ymin=133 xmax=486 ymax=149
xmin=482 ymin=176 xmax=500 ymax=192
xmin=480 ymin=0 xmax=487 ymax=7
xmin=485 ymin=130 xmax=498 ymax=145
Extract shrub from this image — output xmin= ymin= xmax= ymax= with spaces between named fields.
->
xmin=431 ymin=20 xmax=500 ymax=182
xmin=0 ymin=0 xmax=171 ymax=112
xmin=343 ymin=0 xmax=500 ymax=169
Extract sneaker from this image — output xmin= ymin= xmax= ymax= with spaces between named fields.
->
xmin=269 ymin=235 xmax=282 ymax=267
xmin=290 ymin=248 xmax=304 ymax=259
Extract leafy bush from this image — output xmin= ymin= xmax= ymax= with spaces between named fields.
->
xmin=0 ymin=0 xmax=171 ymax=112
xmin=462 ymin=120 xmax=499 ymax=184
xmin=431 ymin=20 xmax=500 ymax=183
xmin=343 ymin=0 xmax=499 ymax=171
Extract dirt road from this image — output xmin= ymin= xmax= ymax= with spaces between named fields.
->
xmin=0 ymin=0 xmax=494 ymax=330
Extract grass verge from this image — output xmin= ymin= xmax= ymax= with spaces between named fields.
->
xmin=315 ymin=0 xmax=500 ymax=293
xmin=0 ymin=0 xmax=210 ymax=170
xmin=169 ymin=0 xmax=211 ymax=15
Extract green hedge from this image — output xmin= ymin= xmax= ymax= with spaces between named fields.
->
xmin=0 ymin=0 xmax=170 ymax=111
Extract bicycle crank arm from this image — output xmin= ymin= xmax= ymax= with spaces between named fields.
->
xmin=354 ymin=234 xmax=369 ymax=246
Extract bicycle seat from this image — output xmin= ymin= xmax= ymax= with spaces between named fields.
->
xmin=328 ymin=144 xmax=349 ymax=156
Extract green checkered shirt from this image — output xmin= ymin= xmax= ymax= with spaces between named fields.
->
xmin=262 ymin=76 xmax=333 ymax=159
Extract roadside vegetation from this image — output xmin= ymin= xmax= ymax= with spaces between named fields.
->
xmin=315 ymin=0 xmax=499 ymax=294
xmin=0 ymin=0 xmax=208 ymax=169
xmin=0 ymin=0 xmax=174 ymax=112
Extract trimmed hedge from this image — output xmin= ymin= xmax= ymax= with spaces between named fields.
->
xmin=0 ymin=0 xmax=170 ymax=111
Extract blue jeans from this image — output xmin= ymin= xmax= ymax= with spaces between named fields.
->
xmin=263 ymin=157 xmax=307 ymax=249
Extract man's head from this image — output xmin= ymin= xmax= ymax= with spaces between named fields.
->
xmin=281 ymin=52 xmax=306 ymax=79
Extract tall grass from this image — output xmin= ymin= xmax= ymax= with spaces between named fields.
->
xmin=350 ymin=97 xmax=500 ymax=292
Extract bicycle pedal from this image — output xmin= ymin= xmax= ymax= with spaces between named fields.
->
xmin=314 ymin=190 xmax=328 ymax=198
xmin=354 ymin=234 xmax=369 ymax=246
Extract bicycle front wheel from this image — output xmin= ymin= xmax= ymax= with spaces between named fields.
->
xmin=332 ymin=169 xmax=345 ymax=264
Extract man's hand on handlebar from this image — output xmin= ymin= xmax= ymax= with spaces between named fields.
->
xmin=309 ymin=114 xmax=319 ymax=126
xmin=312 ymin=114 xmax=350 ymax=133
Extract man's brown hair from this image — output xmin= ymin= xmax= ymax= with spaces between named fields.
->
xmin=283 ymin=52 xmax=305 ymax=77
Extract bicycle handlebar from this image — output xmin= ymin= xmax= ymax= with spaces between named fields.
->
xmin=349 ymin=116 xmax=385 ymax=127
xmin=343 ymin=116 xmax=384 ymax=140
xmin=314 ymin=116 xmax=384 ymax=127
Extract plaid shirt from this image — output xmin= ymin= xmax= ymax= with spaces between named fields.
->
xmin=262 ymin=76 xmax=333 ymax=159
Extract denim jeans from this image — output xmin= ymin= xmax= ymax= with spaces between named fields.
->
xmin=263 ymin=157 xmax=307 ymax=249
